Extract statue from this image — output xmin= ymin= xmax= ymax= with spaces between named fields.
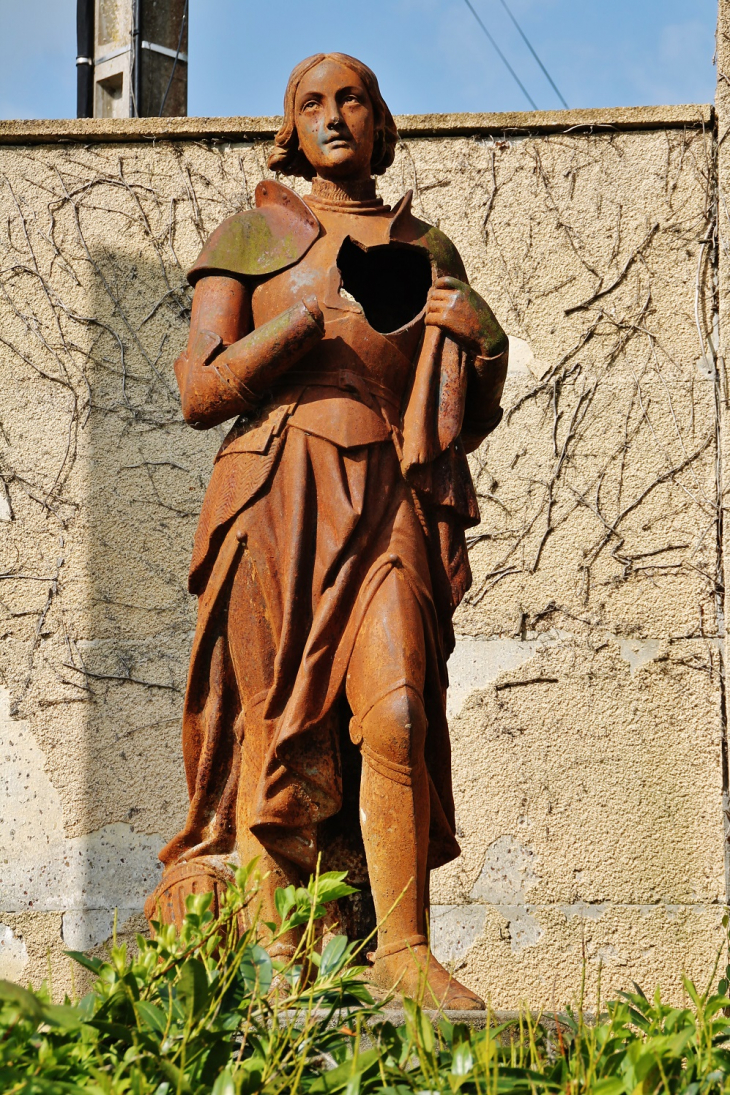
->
xmin=145 ymin=53 xmax=508 ymax=1010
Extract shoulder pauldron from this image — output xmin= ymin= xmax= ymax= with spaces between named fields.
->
xmin=187 ymin=180 xmax=320 ymax=285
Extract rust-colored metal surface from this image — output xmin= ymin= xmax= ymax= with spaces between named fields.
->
xmin=147 ymin=53 xmax=508 ymax=1009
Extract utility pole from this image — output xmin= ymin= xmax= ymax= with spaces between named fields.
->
xmin=76 ymin=0 xmax=188 ymax=119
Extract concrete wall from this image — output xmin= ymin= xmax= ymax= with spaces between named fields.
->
xmin=0 ymin=101 xmax=724 ymax=1009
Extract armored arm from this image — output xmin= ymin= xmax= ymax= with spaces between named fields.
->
xmin=424 ymin=275 xmax=508 ymax=453
xmin=461 ymin=290 xmax=508 ymax=454
xmin=175 ymin=274 xmax=324 ymax=430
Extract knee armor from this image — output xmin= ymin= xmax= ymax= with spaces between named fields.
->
xmin=349 ymin=680 xmax=427 ymax=783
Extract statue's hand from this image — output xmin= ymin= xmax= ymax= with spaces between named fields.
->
xmin=425 ymin=276 xmax=507 ymax=357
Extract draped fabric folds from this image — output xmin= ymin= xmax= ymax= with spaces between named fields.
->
xmin=160 ymin=427 xmax=461 ymax=875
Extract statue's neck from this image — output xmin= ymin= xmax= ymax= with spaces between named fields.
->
xmin=311 ymin=176 xmax=377 ymax=203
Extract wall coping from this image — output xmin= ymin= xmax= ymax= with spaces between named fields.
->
xmin=0 ymin=104 xmax=714 ymax=146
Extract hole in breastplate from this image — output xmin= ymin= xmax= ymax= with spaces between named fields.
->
xmin=336 ymin=237 xmax=432 ymax=334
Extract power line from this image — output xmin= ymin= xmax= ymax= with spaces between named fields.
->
xmin=158 ymin=0 xmax=190 ymax=117
xmin=495 ymin=0 xmax=568 ymax=109
xmin=461 ymin=0 xmax=538 ymax=111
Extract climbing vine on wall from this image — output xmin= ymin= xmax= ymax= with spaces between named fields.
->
xmin=0 ymin=123 xmax=719 ymax=746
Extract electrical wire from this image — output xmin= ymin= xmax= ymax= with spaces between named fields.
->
xmin=131 ymin=0 xmax=141 ymax=117
xmin=461 ymin=0 xmax=538 ymax=110
xmin=159 ymin=0 xmax=189 ymax=116
xmin=495 ymin=0 xmax=568 ymax=109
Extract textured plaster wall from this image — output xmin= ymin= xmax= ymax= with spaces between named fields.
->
xmin=0 ymin=105 xmax=724 ymax=1007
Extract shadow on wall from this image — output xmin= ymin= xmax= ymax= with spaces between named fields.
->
xmin=0 ymin=140 xmax=327 ymax=985
xmin=0 ymin=238 xmax=201 ymax=961
xmin=0 ymin=136 xmax=251 ymax=976
xmin=76 ymin=247 xmax=199 ymax=948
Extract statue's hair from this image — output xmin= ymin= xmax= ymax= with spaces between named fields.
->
xmin=268 ymin=53 xmax=399 ymax=180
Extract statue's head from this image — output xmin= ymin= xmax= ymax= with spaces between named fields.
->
xmin=268 ymin=53 xmax=398 ymax=182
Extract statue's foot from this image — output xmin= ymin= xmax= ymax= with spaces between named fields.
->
xmin=370 ymin=935 xmax=485 ymax=1011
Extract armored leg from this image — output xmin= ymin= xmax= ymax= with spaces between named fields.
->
xmin=347 ymin=567 xmax=484 ymax=1009
xmin=352 ymin=682 xmax=430 ymax=952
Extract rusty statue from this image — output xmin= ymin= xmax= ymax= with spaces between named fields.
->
xmin=145 ymin=53 xmax=508 ymax=1009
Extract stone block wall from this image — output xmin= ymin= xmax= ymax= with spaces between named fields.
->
xmin=0 ymin=100 xmax=724 ymax=1008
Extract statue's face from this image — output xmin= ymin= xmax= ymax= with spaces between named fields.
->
xmin=294 ymin=59 xmax=375 ymax=180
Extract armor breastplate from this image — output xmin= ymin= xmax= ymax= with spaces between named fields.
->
xmin=250 ymin=206 xmax=431 ymax=449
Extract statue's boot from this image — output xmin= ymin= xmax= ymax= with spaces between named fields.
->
xmin=357 ymin=686 xmax=485 ymax=1011
xmin=370 ymin=938 xmax=485 ymax=1010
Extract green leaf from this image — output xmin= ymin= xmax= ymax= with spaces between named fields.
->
xmin=43 ymin=1003 xmax=86 ymax=1029
xmin=212 ymin=1068 xmax=236 ymax=1095
xmin=64 ymin=950 xmax=104 ymax=974
xmin=403 ymin=997 xmax=435 ymax=1053
xmin=320 ymin=934 xmax=349 ymax=976
xmin=344 ymin=1074 xmax=361 ymax=1095
xmin=185 ymin=891 xmax=213 ymax=917
xmin=240 ymin=943 xmax=272 ymax=994
xmin=591 ymin=1079 xmax=626 ymax=1095
xmin=681 ymin=974 xmax=702 ymax=1007
xmin=177 ymin=957 xmax=209 ymax=1019
xmin=88 ymin=1018 xmax=136 ymax=1043
xmin=275 ymin=884 xmax=297 ymax=920
xmin=159 ymin=1058 xmax=193 ymax=1093
xmin=76 ymin=991 xmax=97 ymax=1021
xmin=136 ymin=999 xmax=167 ymax=1033
xmin=233 ymin=857 xmax=258 ymax=890
xmin=0 ymin=979 xmax=44 ymax=1021
xmin=307 ymin=1049 xmax=380 ymax=1093
xmin=451 ymin=1041 xmax=473 ymax=1076
xmin=313 ymin=871 xmax=358 ymax=906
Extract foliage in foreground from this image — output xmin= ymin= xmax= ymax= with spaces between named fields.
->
xmin=3 ymin=865 xmax=730 ymax=1094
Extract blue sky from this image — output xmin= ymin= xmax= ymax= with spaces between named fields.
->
xmin=0 ymin=0 xmax=718 ymax=120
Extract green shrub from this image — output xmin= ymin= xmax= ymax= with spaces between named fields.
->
xmin=3 ymin=862 xmax=730 ymax=1093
